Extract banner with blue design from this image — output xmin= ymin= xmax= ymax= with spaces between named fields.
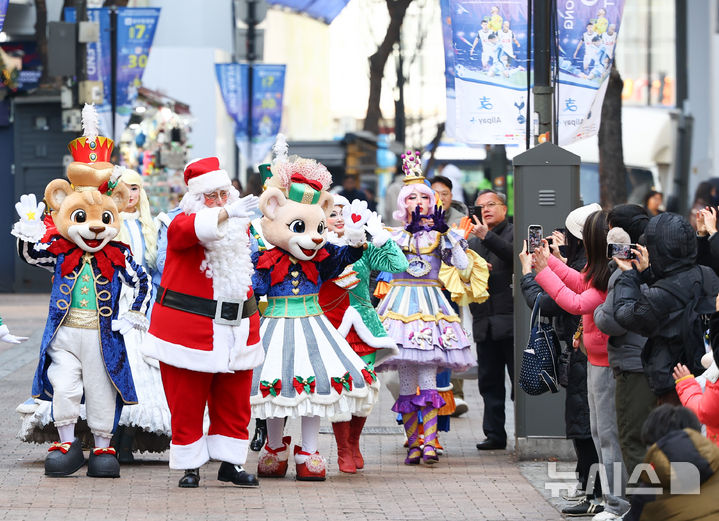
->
xmin=0 ymin=0 xmax=8 ymax=33
xmin=215 ymin=63 xmax=249 ymax=146
xmin=267 ymin=0 xmax=350 ymax=24
xmin=556 ymin=0 xmax=625 ymax=145
xmin=65 ymin=7 xmax=113 ymax=136
xmin=216 ymin=63 xmax=285 ymax=165
xmin=114 ymin=7 xmax=160 ymax=139
xmin=448 ymin=0 xmax=531 ymax=145
xmin=439 ymin=0 xmax=456 ymax=138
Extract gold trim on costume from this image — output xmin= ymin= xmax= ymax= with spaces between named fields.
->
xmin=98 ymin=306 xmax=113 ymax=317
xmin=59 ymin=283 xmax=72 ymax=295
xmin=56 ymin=299 xmax=70 ymax=310
xmin=379 ymin=310 xmax=461 ymax=324
xmin=64 ymin=308 xmax=100 ymax=329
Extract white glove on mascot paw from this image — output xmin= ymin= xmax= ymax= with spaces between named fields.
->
xmin=341 ymin=200 xmax=371 ymax=248
xmin=12 ymin=193 xmax=47 ymax=242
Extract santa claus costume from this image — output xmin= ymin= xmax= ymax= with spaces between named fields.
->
xmin=144 ymin=157 xmax=264 ymax=488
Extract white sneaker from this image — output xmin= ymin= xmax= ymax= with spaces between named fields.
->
xmin=561 ymin=486 xmax=586 ymax=501
xmin=451 ymin=398 xmax=469 ymax=417
xmin=592 ymin=511 xmax=625 ymax=521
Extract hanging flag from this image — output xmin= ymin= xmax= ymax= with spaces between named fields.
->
xmin=114 ymin=7 xmax=161 ymax=139
xmin=556 ymin=1 xmax=625 ymax=145
xmin=448 ymin=0 xmax=531 ymax=145
xmin=439 ymin=0 xmax=456 ymax=138
xmin=250 ymin=64 xmax=286 ymax=163
xmin=0 ymin=0 xmax=9 ymax=33
xmin=64 ymin=7 xmax=113 ymax=136
xmin=215 ymin=63 xmax=249 ymax=147
xmin=216 ymin=63 xmax=286 ymax=165
xmin=267 ymin=0 xmax=351 ymax=24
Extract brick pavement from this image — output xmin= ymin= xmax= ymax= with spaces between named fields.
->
xmin=0 ymin=294 xmax=564 ymax=521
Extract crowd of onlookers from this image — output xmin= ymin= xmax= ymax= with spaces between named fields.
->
xmin=404 ymin=173 xmax=719 ymax=521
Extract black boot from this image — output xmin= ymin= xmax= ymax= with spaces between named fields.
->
xmin=217 ymin=461 xmax=259 ymax=487
xmin=86 ymin=448 xmax=120 ymax=478
xmin=115 ymin=426 xmax=136 ymax=464
xmin=45 ymin=438 xmax=85 ymax=477
xmin=179 ymin=469 xmax=200 ymax=488
xmin=250 ymin=419 xmax=267 ymax=452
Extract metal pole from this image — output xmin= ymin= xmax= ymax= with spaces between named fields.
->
xmin=646 ymin=0 xmax=652 ymax=105
xmin=246 ymin=0 xmax=256 ymax=178
xmin=532 ymin=0 xmax=552 ymax=143
xmin=110 ymin=8 xmax=117 ymax=141
xmin=671 ymin=0 xmax=690 ymax=215
xmin=74 ymin=0 xmax=87 ymax=108
xmin=395 ymin=28 xmax=406 ymax=146
xmin=231 ymin=0 xmax=240 ymax=181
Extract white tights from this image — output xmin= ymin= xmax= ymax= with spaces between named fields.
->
xmin=398 ymin=363 xmax=437 ymax=395
xmin=266 ymin=415 xmax=321 ymax=463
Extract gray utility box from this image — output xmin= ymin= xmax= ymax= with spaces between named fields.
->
xmin=512 ymin=142 xmax=581 ymax=459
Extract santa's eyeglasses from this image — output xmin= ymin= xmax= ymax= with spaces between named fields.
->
xmin=203 ymin=190 xmax=229 ymax=202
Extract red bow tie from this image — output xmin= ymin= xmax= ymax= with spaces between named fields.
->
xmin=257 ymin=248 xmax=329 ymax=286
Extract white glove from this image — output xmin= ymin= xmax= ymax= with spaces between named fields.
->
xmin=364 ymin=211 xmax=391 ymax=247
xmin=226 ymin=195 xmax=259 ymax=219
xmin=0 ymin=324 xmax=27 ymax=344
xmin=702 ymin=361 xmax=719 ymax=384
xmin=11 ymin=193 xmax=46 ymax=242
xmin=111 ymin=317 xmax=134 ymax=335
xmin=342 ymin=200 xmax=370 ymax=247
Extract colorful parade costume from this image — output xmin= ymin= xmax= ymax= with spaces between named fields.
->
xmin=12 ymin=105 xmax=151 ymax=479
xmin=143 ymin=157 xmax=263 ymax=488
xmin=376 ymin=150 xmax=486 ymax=465
xmin=250 ymin=138 xmax=379 ymax=480
xmin=319 ymin=200 xmax=408 ymax=473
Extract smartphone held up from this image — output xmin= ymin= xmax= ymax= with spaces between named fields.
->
xmin=527 ymin=225 xmax=543 ymax=253
xmin=607 ymin=243 xmax=637 ymax=260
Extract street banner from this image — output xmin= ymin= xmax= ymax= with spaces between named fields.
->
xmin=266 ymin=0 xmax=351 ymax=24
xmin=448 ymin=0 xmax=531 ymax=145
xmin=216 ymin=63 xmax=286 ymax=165
xmin=65 ymin=7 xmax=113 ymax=136
xmin=215 ymin=62 xmax=249 ymax=149
xmin=249 ymin=64 xmax=286 ymax=163
xmin=556 ymin=0 xmax=625 ymax=145
xmin=0 ymin=0 xmax=9 ymax=33
xmin=114 ymin=7 xmax=160 ymax=139
xmin=439 ymin=0 xmax=456 ymax=138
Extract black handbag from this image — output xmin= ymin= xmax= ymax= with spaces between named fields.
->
xmin=519 ymin=295 xmax=561 ymax=395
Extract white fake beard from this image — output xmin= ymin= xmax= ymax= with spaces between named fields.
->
xmin=200 ymin=217 xmax=253 ymax=300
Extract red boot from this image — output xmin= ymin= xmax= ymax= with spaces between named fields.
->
xmin=348 ymin=415 xmax=367 ymax=469
xmin=331 ymin=421 xmax=356 ymax=474
xmin=294 ymin=445 xmax=326 ymax=481
xmin=257 ymin=436 xmax=291 ymax=478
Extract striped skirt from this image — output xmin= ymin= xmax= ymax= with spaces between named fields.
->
xmin=250 ymin=314 xmax=380 ymax=419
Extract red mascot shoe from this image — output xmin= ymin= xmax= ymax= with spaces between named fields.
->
xmin=257 ymin=436 xmax=291 ymax=478
xmin=294 ymin=445 xmax=326 ymax=481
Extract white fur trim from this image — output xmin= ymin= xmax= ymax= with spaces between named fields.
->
xmin=194 ymin=207 xmax=224 ymax=244
xmin=169 ymin=437 xmax=210 ymax=470
xmin=207 ymin=435 xmax=250 ymax=465
xmin=335 ymin=306 xmax=399 ymax=365
xmin=187 ymin=170 xmax=232 ymax=195
xmin=144 ymin=320 xmax=264 ymax=374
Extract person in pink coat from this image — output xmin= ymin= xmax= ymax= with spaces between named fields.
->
xmin=532 ymin=208 xmax=630 ymax=520
xmin=673 ymin=295 xmax=719 ymax=447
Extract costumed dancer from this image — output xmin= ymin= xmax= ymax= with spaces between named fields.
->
xmin=11 ymin=104 xmax=151 ymax=478
xmin=375 ymin=150 xmax=486 ymax=465
xmin=113 ymin=169 xmax=171 ymax=462
xmin=318 ymin=194 xmax=408 ymax=473
xmin=250 ymin=138 xmax=379 ymax=481
xmin=143 ymin=157 xmax=263 ymax=489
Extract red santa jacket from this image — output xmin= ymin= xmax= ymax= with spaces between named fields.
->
xmin=146 ymin=207 xmax=262 ymax=373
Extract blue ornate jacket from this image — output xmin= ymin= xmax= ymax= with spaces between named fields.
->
xmin=18 ymin=239 xmax=151 ymax=405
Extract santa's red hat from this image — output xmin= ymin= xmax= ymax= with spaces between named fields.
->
xmin=184 ymin=157 xmax=232 ymax=195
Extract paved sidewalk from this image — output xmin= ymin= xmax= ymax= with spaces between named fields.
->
xmin=0 ymin=294 xmax=564 ymax=521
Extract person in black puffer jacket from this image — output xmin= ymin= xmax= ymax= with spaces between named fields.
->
xmin=613 ymin=213 xmax=719 ymax=404
xmin=519 ymin=225 xmax=600 ymax=503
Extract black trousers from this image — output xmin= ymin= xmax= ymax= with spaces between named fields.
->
xmin=574 ymin=437 xmax=602 ymax=497
xmin=476 ymin=336 xmax=515 ymax=444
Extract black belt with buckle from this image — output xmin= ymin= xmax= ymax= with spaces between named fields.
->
xmin=157 ymin=286 xmax=257 ymax=326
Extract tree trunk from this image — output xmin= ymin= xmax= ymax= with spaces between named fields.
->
xmin=598 ymin=64 xmax=627 ymax=208
xmin=363 ymin=0 xmax=412 ymax=134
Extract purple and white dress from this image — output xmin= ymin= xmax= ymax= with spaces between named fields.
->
xmin=375 ymin=228 xmax=475 ymax=372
